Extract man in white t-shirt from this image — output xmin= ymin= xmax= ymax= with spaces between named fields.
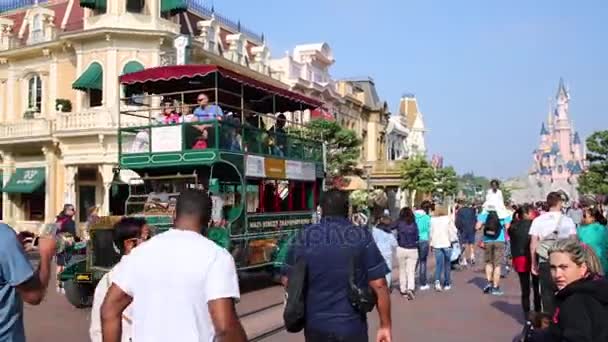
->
xmin=100 ymin=189 xmax=246 ymax=342
xmin=529 ymin=191 xmax=577 ymax=315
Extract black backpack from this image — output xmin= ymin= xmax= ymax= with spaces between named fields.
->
xmin=483 ymin=211 xmax=502 ymax=239
xmin=283 ymin=258 xmax=307 ymax=333
xmin=347 ymin=249 xmax=377 ymax=315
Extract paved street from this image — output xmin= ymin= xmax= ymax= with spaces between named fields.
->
xmin=24 ymin=260 xmax=525 ymax=341
xmin=267 ymin=265 xmax=524 ymax=342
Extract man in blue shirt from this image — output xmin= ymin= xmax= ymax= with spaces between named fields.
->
xmin=476 ymin=210 xmax=512 ymax=296
xmin=0 ymin=224 xmax=56 ymax=341
xmin=281 ymin=190 xmax=392 ymax=342
xmin=455 ymin=202 xmax=478 ymax=266
xmin=193 ymin=93 xmax=223 ymax=121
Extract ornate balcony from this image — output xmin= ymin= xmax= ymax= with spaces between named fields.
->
xmin=55 ymin=109 xmax=116 ymax=136
xmin=0 ymin=118 xmax=53 ymax=143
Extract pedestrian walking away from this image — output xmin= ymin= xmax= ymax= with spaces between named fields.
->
xmin=281 ymin=190 xmax=392 ymax=342
xmin=415 ymin=201 xmax=433 ymax=291
xmin=509 ymin=204 xmax=541 ymax=318
xmin=429 ymin=207 xmax=458 ymax=291
xmin=393 ymin=207 xmax=419 ymax=300
xmin=529 ymin=192 xmax=577 ymax=316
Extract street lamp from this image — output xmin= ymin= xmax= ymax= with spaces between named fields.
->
xmin=364 ymin=163 xmax=372 ymax=193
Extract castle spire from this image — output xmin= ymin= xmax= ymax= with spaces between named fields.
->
xmin=556 ymin=77 xmax=568 ymax=100
xmin=573 ymin=132 xmax=581 ymax=145
xmin=540 ymin=122 xmax=549 ymax=135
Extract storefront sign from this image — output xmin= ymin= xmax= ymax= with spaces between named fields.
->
xmin=264 ymin=158 xmax=286 ymax=179
xmin=245 ymin=155 xmax=266 ymax=178
xmin=151 ymin=126 xmax=182 ymax=152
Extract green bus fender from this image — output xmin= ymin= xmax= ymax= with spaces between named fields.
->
xmin=58 ymin=257 xmax=88 ymax=282
xmin=272 ymin=231 xmax=298 ymax=268
xmin=207 ymin=227 xmax=230 ymax=250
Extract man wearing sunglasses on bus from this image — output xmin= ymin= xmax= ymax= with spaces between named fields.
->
xmin=90 ymin=217 xmax=149 ymax=342
xmin=193 ymin=93 xmax=223 ymax=121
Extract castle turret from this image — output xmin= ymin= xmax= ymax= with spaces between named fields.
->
xmin=554 ymin=79 xmax=573 ymax=161
xmin=573 ymin=132 xmax=583 ymax=161
xmin=540 ymin=122 xmax=550 ymax=149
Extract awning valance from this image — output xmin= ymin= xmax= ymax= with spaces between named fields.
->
xmin=122 ymin=61 xmax=145 ymax=76
xmin=80 ymin=0 xmax=106 ymax=11
xmin=3 ymin=168 xmax=45 ymax=194
xmin=73 ymin=62 xmax=103 ymax=91
xmin=119 ymin=65 xmax=323 ymax=108
xmin=161 ymin=0 xmax=188 ymax=15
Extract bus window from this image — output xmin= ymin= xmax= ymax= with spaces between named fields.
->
xmin=293 ymin=181 xmax=305 ymax=211
xmin=263 ymin=180 xmax=277 ymax=212
xmin=245 ymin=181 xmax=260 ymax=214
xmin=277 ymin=181 xmax=290 ymax=212
xmin=305 ymin=182 xmax=317 ymax=210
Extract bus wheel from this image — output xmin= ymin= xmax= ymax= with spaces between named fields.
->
xmin=63 ymin=280 xmax=94 ymax=308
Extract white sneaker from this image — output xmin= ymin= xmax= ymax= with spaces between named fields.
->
xmin=444 ymin=284 xmax=452 ymax=291
xmin=434 ymin=281 xmax=442 ymax=292
xmin=419 ymin=284 xmax=430 ymax=291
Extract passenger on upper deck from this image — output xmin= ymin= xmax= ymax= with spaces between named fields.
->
xmin=178 ymin=103 xmax=196 ymax=123
xmin=193 ymin=93 xmax=223 ymax=121
xmin=158 ymin=100 xmax=180 ymax=124
xmin=268 ymin=114 xmax=287 ymax=156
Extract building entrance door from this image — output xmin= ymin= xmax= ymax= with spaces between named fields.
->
xmin=78 ymin=185 xmax=96 ymax=223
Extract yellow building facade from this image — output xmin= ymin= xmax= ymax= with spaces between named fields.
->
xmin=0 ymin=0 xmax=393 ymax=231
xmin=0 ymin=0 xmax=279 ymax=231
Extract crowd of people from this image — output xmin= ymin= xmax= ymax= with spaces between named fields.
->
xmin=2 ymin=179 xmax=608 ymax=341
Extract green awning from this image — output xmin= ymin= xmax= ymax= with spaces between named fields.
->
xmin=161 ymin=0 xmax=188 ymax=15
xmin=72 ymin=62 xmax=103 ymax=91
xmin=122 ymin=61 xmax=144 ymax=75
xmin=80 ymin=0 xmax=106 ymax=11
xmin=3 ymin=168 xmax=45 ymax=194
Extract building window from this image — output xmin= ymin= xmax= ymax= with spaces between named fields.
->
xmin=28 ymin=75 xmax=42 ymax=113
xmin=126 ymin=0 xmax=145 ymax=13
xmin=30 ymin=14 xmax=43 ymax=43
xmin=89 ymin=89 xmax=103 ymax=107
xmin=22 ymin=191 xmax=45 ymax=221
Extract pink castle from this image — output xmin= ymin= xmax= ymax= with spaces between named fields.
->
xmin=528 ymin=79 xmax=587 ymax=202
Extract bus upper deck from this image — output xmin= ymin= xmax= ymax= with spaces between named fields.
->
xmin=117 ymin=64 xmax=327 ymax=171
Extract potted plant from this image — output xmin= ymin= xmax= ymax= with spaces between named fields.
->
xmin=55 ymin=99 xmax=72 ymax=112
xmin=23 ymin=108 xmax=38 ymax=119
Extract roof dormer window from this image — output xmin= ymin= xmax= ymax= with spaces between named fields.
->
xmin=30 ymin=14 xmax=43 ymax=43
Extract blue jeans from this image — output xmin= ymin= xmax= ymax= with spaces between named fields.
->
xmin=434 ymin=247 xmax=452 ymax=286
xmin=417 ymin=240 xmax=429 ymax=286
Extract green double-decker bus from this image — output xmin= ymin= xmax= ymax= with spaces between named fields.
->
xmin=59 ymin=64 xmax=326 ymax=308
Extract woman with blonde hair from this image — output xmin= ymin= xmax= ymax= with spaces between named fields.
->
xmin=538 ymin=239 xmax=608 ymax=341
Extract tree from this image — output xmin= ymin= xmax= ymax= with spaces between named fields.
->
xmin=434 ymin=166 xmax=458 ymax=200
xmin=579 ymin=130 xmax=608 ymax=195
xmin=296 ymin=120 xmax=362 ymax=180
xmin=400 ymin=156 xmax=436 ymax=205
xmin=458 ymin=172 xmax=490 ymax=201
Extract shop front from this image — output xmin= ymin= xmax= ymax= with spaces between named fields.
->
xmin=2 ymin=167 xmax=47 ymax=232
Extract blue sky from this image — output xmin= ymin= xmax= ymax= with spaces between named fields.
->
xmin=212 ymin=0 xmax=608 ymax=179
